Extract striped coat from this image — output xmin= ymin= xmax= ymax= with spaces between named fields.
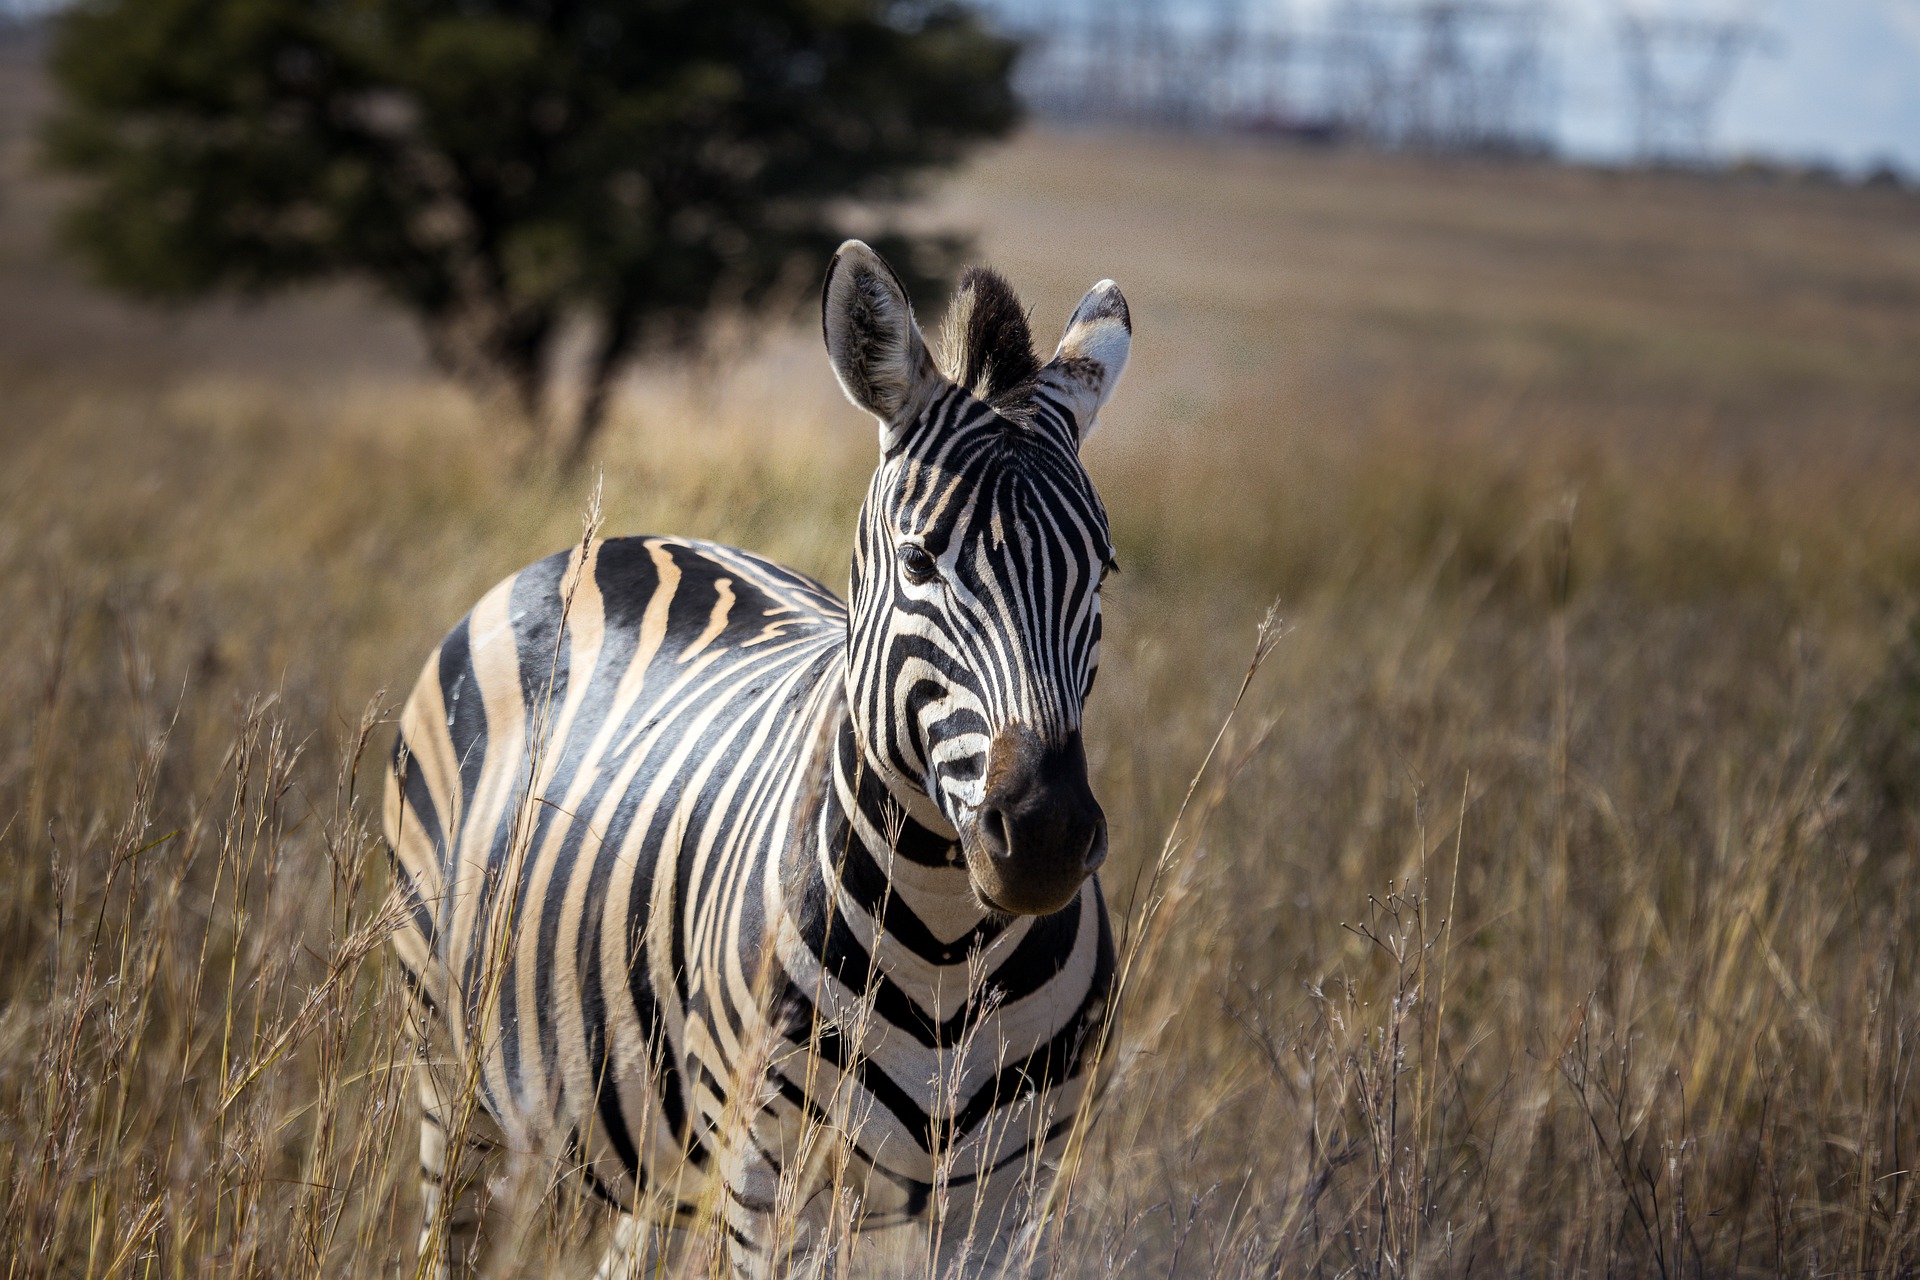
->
xmin=384 ymin=241 xmax=1132 ymax=1277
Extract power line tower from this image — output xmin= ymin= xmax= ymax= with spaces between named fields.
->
xmin=1617 ymin=8 xmax=1767 ymax=165
xmin=1329 ymin=1 xmax=1552 ymax=154
xmin=1002 ymin=0 xmax=1272 ymax=131
xmin=997 ymin=0 xmax=1173 ymax=126
xmin=993 ymin=0 xmax=1557 ymax=154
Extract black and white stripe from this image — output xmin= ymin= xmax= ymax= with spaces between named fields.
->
xmin=384 ymin=241 xmax=1133 ymax=1277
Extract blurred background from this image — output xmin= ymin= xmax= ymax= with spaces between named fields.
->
xmin=989 ymin=0 xmax=1920 ymax=174
xmin=1 ymin=2 xmax=1918 ymax=1277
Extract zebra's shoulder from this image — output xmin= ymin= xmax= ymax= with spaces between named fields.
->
xmin=434 ymin=535 xmax=845 ymax=690
xmin=586 ymin=535 xmax=846 ymax=631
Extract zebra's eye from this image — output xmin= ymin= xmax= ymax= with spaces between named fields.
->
xmin=1099 ymin=555 xmax=1120 ymax=586
xmin=899 ymin=543 xmax=938 ymax=584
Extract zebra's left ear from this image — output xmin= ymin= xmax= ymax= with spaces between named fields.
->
xmin=1037 ymin=280 xmax=1131 ymax=445
xmin=822 ymin=239 xmax=941 ymax=453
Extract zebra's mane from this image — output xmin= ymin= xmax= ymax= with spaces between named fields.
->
xmin=938 ymin=267 xmax=1041 ymax=406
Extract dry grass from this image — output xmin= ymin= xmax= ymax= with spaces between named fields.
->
xmin=5 ymin=62 xmax=1920 ymax=1275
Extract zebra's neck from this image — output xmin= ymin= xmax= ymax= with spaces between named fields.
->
xmin=813 ymin=714 xmax=1011 ymax=969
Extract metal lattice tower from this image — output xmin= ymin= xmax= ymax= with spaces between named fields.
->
xmin=1617 ymin=9 xmax=1766 ymax=164
xmin=997 ymin=0 xmax=1552 ymax=154
xmin=1328 ymin=1 xmax=1553 ymax=153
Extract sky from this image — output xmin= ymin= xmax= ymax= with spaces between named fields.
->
xmin=6 ymin=0 xmax=1919 ymax=171
xmin=1019 ymin=0 xmax=1920 ymax=171
xmin=1555 ymin=0 xmax=1920 ymax=169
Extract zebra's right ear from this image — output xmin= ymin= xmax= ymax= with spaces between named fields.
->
xmin=1036 ymin=279 xmax=1131 ymax=446
xmin=822 ymin=240 xmax=940 ymax=452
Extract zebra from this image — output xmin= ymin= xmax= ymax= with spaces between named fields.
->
xmin=383 ymin=240 xmax=1132 ymax=1277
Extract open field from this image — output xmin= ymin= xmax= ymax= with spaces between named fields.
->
xmin=5 ymin=34 xmax=1920 ymax=1274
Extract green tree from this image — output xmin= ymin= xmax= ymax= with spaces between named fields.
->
xmin=44 ymin=0 xmax=1018 ymax=456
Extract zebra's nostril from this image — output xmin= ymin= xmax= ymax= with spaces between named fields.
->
xmin=980 ymin=807 xmax=1011 ymax=861
xmin=1084 ymin=817 xmax=1108 ymax=873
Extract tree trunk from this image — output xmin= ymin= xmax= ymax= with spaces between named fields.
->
xmin=423 ymin=302 xmax=556 ymax=434
xmin=566 ymin=306 xmax=638 ymax=469
xmin=489 ymin=310 xmax=554 ymax=427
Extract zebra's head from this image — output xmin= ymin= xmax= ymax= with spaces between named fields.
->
xmin=823 ymin=240 xmax=1130 ymax=917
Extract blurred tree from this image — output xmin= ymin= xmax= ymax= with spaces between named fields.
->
xmin=44 ymin=0 xmax=1018 ymax=456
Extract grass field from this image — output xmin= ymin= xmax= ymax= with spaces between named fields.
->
xmin=5 ymin=36 xmax=1920 ymax=1274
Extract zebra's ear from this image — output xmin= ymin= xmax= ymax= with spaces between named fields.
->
xmin=1037 ymin=280 xmax=1131 ymax=446
xmin=822 ymin=240 xmax=940 ymax=452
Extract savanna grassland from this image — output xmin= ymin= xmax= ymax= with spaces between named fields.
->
xmin=6 ymin=32 xmax=1920 ymax=1275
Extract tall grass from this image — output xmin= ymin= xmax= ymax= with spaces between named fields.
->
xmin=5 ymin=344 xmax=1919 ymax=1275
xmin=4 ymin=128 xmax=1920 ymax=1276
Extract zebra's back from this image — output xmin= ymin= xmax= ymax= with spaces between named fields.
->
xmin=385 ymin=535 xmax=848 ymax=1214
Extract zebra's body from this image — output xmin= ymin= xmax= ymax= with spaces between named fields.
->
xmin=383 ymin=242 xmax=1132 ymax=1276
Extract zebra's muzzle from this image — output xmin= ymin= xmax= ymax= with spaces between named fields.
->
xmin=966 ymin=724 xmax=1107 ymax=916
